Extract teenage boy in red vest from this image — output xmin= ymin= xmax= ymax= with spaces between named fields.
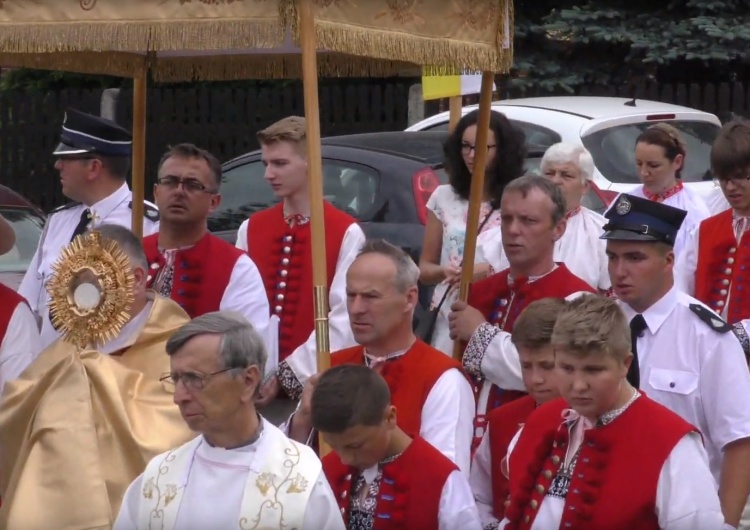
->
xmin=312 ymin=364 xmax=482 ymax=530
xmin=470 ymin=297 xmax=565 ymax=528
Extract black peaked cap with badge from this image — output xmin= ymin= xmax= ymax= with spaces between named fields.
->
xmin=600 ymin=193 xmax=688 ymax=247
xmin=53 ymin=108 xmax=132 ymax=157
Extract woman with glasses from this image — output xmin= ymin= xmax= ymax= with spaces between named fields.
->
xmin=418 ymin=109 xmax=526 ymax=355
xmin=624 ymin=123 xmax=710 ymax=260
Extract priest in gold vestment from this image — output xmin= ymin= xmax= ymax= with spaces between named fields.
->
xmin=0 ymin=224 xmax=196 ymax=530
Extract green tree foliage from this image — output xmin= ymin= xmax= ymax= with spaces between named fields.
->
xmin=512 ymin=0 xmax=750 ymax=94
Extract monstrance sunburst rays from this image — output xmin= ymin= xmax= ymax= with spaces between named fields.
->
xmin=46 ymin=231 xmax=135 ymax=350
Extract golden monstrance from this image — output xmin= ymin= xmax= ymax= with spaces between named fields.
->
xmin=46 ymin=231 xmax=134 ymax=350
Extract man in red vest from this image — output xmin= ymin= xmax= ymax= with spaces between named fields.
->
xmin=470 ymin=297 xmax=565 ymax=528
xmin=502 ymin=295 xmax=723 ymax=530
xmin=235 ymin=116 xmax=364 ymax=415
xmin=287 ymin=239 xmax=475 ymax=475
xmin=143 ymin=144 xmax=270 ymax=337
xmin=677 ymin=119 xmax=750 ymax=362
xmin=312 ymin=364 xmax=482 ymax=530
xmin=448 ymin=175 xmax=594 ymax=449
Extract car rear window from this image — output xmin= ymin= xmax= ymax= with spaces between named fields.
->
xmin=581 ymin=120 xmax=720 ymax=184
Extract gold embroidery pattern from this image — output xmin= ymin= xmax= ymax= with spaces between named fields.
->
xmin=143 ymin=452 xmax=184 ymax=530
xmin=375 ymin=0 xmax=424 ymax=25
xmin=80 ymin=0 xmax=97 ymax=10
xmin=240 ymin=444 xmax=309 ymax=530
xmin=448 ymin=0 xmax=496 ymax=31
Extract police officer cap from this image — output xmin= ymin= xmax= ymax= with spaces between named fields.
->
xmin=600 ymin=193 xmax=687 ymax=246
xmin=53 ymin=108 xmax=132 ymax=157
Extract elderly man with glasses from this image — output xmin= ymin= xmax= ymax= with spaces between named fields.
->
xmin=143 ymin=143 xmax=270 ymax=347
xmin=114 ymin=311 xmax=345 ymax=530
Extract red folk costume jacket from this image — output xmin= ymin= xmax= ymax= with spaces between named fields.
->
xmin=694 ymin=209 xmax=750 ymax=323
xmin=331 ymin=340 xmax=462 ymax=439
xmin=487 ymin=394 xmax=537 ymax=521
xmin=324 ymin=436 xmax=457 ymax=530
xmin=247 ymin=202 xmax=355 ymax=362
xmin=467 ymin=265 xmax=594 ymax=428
xmin=143 ymin=232 xmax=244 ymax=318
xmin=504 ymin=396 xmax=695 ymax=530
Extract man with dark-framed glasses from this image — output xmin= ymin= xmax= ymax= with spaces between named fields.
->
xmin=114 ymin=311 xmax=344 ymax=530
xmin=142 ymin=143 xmax=271 ymax=353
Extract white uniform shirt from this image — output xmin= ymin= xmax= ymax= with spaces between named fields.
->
xmin=620 ymin=286 xmax=750 ymax=482
xmin=0 ymin=302 xmax=43 ymax=397
xmin=236 ymin=219 xmax=363 ymax=388
xmin=18 ymin=182 xmax=159 ymax=350
xmin=114 ymin=420 xmax=346 ymax=530
xmin=476 ymin=207 xmax=610 ymax=291
xmin=625 ymin=186 xmax=711 ymax=261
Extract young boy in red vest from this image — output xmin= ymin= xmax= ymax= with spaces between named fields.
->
xmin=501 ymin=295 xmax=724 ymax=530
xmin=470 ymin=297 xmax=566 ymax=529
xmin=312 ymin=364 xmax=482 ymax=530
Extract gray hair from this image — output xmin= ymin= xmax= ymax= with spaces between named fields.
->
xmin=356 ymin=239 xmax=419 ymax=292
xmin=166 ymin=311 xmax=267 ymax=376
xmin=540 ymin=142 xmax=595 ymax=183
xmin=503 ymin=174 xmax=567 ymax=225
xmin=91 ymin=223 xmax=148 ymax=271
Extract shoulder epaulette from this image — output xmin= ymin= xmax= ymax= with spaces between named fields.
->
xmin=49 ymin=201 xmax=81 ymax=215
xmin=688 ymin=303 xmax=732 ymax=333
xmin=129 ymin=201 xmax=160 ymax=222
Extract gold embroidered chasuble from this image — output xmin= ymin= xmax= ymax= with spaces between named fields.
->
xmin=0 ymin=294 xmax=196 ymax=530
xmin=135 ymin=420 xmax=320 ymax=530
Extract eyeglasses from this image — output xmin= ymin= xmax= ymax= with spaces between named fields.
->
xmin=160 ymin=367 xmax=234 ymax=392
xmin=713 ymin=172 xmax=750 ymax=187
xmin=157 ymin=175 xmax=216 ymax=194
xmin=461 ymin=142 xmax=497 ymax=154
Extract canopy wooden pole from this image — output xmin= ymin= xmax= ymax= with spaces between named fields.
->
xmin=130 ymin=65 xmax=147 ymax=239
xmin=448 ymin=96 xmax=463 ymax=132
xmin=452 ymin=72 xmax=496 ymax=361
xmin=299 ymin=0 xmax=331 ymax=455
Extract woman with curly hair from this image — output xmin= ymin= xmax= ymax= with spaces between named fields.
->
xmin=419 ymin=109 xmax=526 ymax=355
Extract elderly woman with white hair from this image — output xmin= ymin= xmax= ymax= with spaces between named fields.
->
xmin=476 ymin=142 xmax=611 ymax=293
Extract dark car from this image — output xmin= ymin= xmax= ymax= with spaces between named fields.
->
xmin=209 ymin=132 xmax=615 ymax=319
xmin=0 ymin=185 xmax=46 ymax=290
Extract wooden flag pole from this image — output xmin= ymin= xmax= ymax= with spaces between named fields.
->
xmin=299 ymin=0 xmax=331 ymax=456
xmin=130 ymin=61 xmax=147 ymax=240
xmin=448 ymin=95 xmax=463 ymax=132
xmin=452 ymin=72 xmax=495 ymax=361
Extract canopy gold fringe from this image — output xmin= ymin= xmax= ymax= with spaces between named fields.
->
xmin=0 ymin=19 xmax=286 ymax=54
xmin=0 ymin=52 xmax=146 ymax=78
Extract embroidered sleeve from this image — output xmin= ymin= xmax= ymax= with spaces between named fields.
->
xmin=483 ymin=522 xmax=500 ymax=530
xmin=732 ymin=322 xmax=750 ymax=362
xmin=463 ymin=322 xmax=500 ymax=378
xmin=277 ymin=360 xmax=304 ymax=400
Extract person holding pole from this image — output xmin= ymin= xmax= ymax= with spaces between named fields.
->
xmin=287 ymin=239 xmax=475 ymax=476
xmin=448 ymin=175 xmax=594 ymax=451
xmin=236 ymin=116 xmax=364 ymax=417
xmin=18 ymin=108 xmax=160 ymax=349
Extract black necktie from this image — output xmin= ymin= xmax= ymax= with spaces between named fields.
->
xmin=70 ymin=208 xmax=91 ymax=242
xmin=628 ymin=314 xmax=647 ymax=388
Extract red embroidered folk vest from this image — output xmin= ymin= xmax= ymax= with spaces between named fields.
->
xmin=466 ymin=265 xmax=594 ymax=446
xmin=331 ymin=341 xmax=462 ymax=439
xmin=143 ymin=232 xmax=243 ymax=318
xmin=505 ymin=396 xmax=695 ymax=530
xmin=487 ymin=395 xmax=536 ymax=521
xmin=323 ymin=436 xmax=456 ymax=530
xmin=0 ymin=283 xmax=24 ymax=340
xmin=694 ymin=209 xmax=750 ymax=323
xmin=247 ymin=202 xmax=354 ymax=361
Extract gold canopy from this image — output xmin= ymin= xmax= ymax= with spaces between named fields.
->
xmin=0 ymin=0 xmax=513 ymax=80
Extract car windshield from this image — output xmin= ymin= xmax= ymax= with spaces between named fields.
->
xmin=581 ymin=120 xmax=720 ymax=184
xmin=0 ymin=207 xmax=44 ymax=273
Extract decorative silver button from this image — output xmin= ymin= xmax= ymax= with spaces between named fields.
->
xmin=499 ymin=299 xmax=508 ymax=306
xmin=725 ymin=268 xmax=732 ymax=275
xmin=717 ymin=300 xmax=725 ymax=307
xmin=730 ymin=247 xmax=737 ymax=253
xmin=723 ymin=279 xmax=731 ymax=286
xmin=283 ymin=235 xmax=293 ymax=243
xmin=150 ymin=263 xmax=160 ymax=270
xmin=282 ymin=258 xmax=290 ymax=266
xmin=274 ymin=305 xmax=282 ymax=313
xmin=276 ymin=293 xmax=284 ymax=301
xmin=721 ymin=289 xmax=728 ymax=295
xmin=280 ymin=270 xmax=288 ymax=277
xmin=283 ymin=246 xmax=291 ymax=254
xmin=728 ymin=258 xmax=735 ymax=265
xmin=278 ymin=281 xmax=287 ymax=289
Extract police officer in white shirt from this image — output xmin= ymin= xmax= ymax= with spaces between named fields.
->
xmin=603 ymin=193 xmax=750 ymax=530
xmin=18 ymin=108 xmax=160 ymax=350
